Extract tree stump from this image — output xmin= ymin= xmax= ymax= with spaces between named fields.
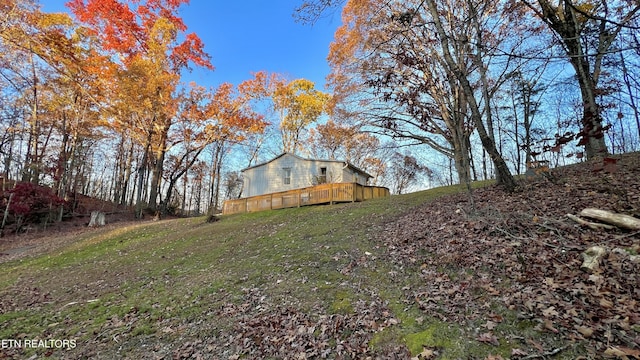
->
xmin=88 ymin=211 xmax=106 ymax=227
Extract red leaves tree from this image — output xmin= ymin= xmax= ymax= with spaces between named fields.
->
xmin=66 ymin=0 xmax=211 ymax=71
xmin=3 ymin=182 xmax=66 ymax=233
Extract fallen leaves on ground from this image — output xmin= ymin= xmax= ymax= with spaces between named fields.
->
xmin=225 ymin=294 xmax=404 ymax=358
xmin=377 ymin=153 xmax=640 ymax=357
xmin=169 ymin=287 xmax=410 ymax=359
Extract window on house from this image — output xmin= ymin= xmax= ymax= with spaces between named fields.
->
xmin=319 ymin=167 xmax=327 ymax=184
xmin=283 ymin=167 xmax=291 ymax=185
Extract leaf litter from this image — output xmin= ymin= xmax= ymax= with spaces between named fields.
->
xmin=378 ymin=153 xmax=640 ymax=358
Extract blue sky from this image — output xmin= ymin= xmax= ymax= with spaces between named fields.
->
xmin=40 ymin=0 xmax=342 ymax=90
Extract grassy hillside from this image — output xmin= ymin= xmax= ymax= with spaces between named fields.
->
xmin=0 ymin=154 xmax=638 ymax=359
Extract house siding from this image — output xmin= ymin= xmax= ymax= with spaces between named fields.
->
xmin=342 ymin=167 xmax=368 ymax=185
xmin=242 ymin=153 xmax=370 ymax=197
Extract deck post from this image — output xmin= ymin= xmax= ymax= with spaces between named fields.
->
xmin=329 ymin=183 xmax=333 ymax=205
xmin=297 ymin=189 xmax=301 ymax=207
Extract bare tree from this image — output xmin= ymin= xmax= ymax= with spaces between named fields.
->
xmin=390 ymin=152 xmax=431 ymax=194
xmin=327 ymin=0 xmax=477 ymax=187
xmin=521 ymin=0 xmax=640 ymax=159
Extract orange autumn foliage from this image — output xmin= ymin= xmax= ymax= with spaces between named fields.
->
xmin=66 ymin=0 xmax=212 ymax=70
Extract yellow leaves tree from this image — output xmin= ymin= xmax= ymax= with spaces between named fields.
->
xmin=0 ymin=0 xmax=111 ymax=186
xmin=272 ymin=78 xmax=330 ymax=154
xmin=107 ymin=42 xmax=180 ymax=215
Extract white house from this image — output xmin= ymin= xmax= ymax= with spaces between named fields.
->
xmin=241 ymin=153 xmax=372 ymax=198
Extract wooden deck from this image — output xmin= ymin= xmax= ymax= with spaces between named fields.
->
xmin=222 ymin=183 xmax=390 ymax=215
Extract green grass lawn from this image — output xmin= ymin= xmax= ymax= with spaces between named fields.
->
xmin=0 ymin=181 xmax=575 ymax=359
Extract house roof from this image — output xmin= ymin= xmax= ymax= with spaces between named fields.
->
xmin=241 ymin=152 xmax=373 ymax=179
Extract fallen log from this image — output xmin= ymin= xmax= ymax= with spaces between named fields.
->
xmin=579 ymin=208 xmax=640 ymax=231
xmin=566 ymin=214 xmax=615 ymax=230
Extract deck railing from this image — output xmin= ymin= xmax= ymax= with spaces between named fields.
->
xmin=222 ymin=183 xmax=390 ymax=215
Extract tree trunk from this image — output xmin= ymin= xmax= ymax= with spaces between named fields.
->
xmin=129 ymin=166 xmax=138 ymax=207
xmin=213 ymin=147 xmax=225 ymax=211
xmin=163 ymin=178 xmax=178 ymax=215
xmin=207 ymin=143 xmax=223 ymax=215
xmin=194 ymin=176 xmax=202 ymax=214
xmin=447 ymin=76 xmax=473 ymax=186
xmin=120 ymin=142 xmax=134 ymax=205
xmin=452 ymin=123 xmax=472 ymax=186
xmin=135 ymin=133 xmax=152 ymax=219
xmin=23 ymin=51 xmax=40 ymax=183
xmin=55 ymin=114 xmax=80 ymax=222
xmin=113 ymin=135 xmax=126 ymax=204
xmin=453 ymin=128 xmax=475 ymax=209
xmin=148 ymin=120 xmax=169 ymax=211
xmin=511 ymin=92 xmax=522 ymax=174
xmin=181 ymin=174 xmax=187 ymax=215
xmin=571 ymin=57 xmax=608 ymax=158
xmin=148 ymin=145 xmax=165 ymax=211
xmin=425 ymin=0 xmax=515 ymax=191
xmin=527 ymin=0 xmax=621 ymax=159
xmin=2 ymin=122 xmax=16 ymax=189
xmin=1 ymin=193 xmax=13 ymax=236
